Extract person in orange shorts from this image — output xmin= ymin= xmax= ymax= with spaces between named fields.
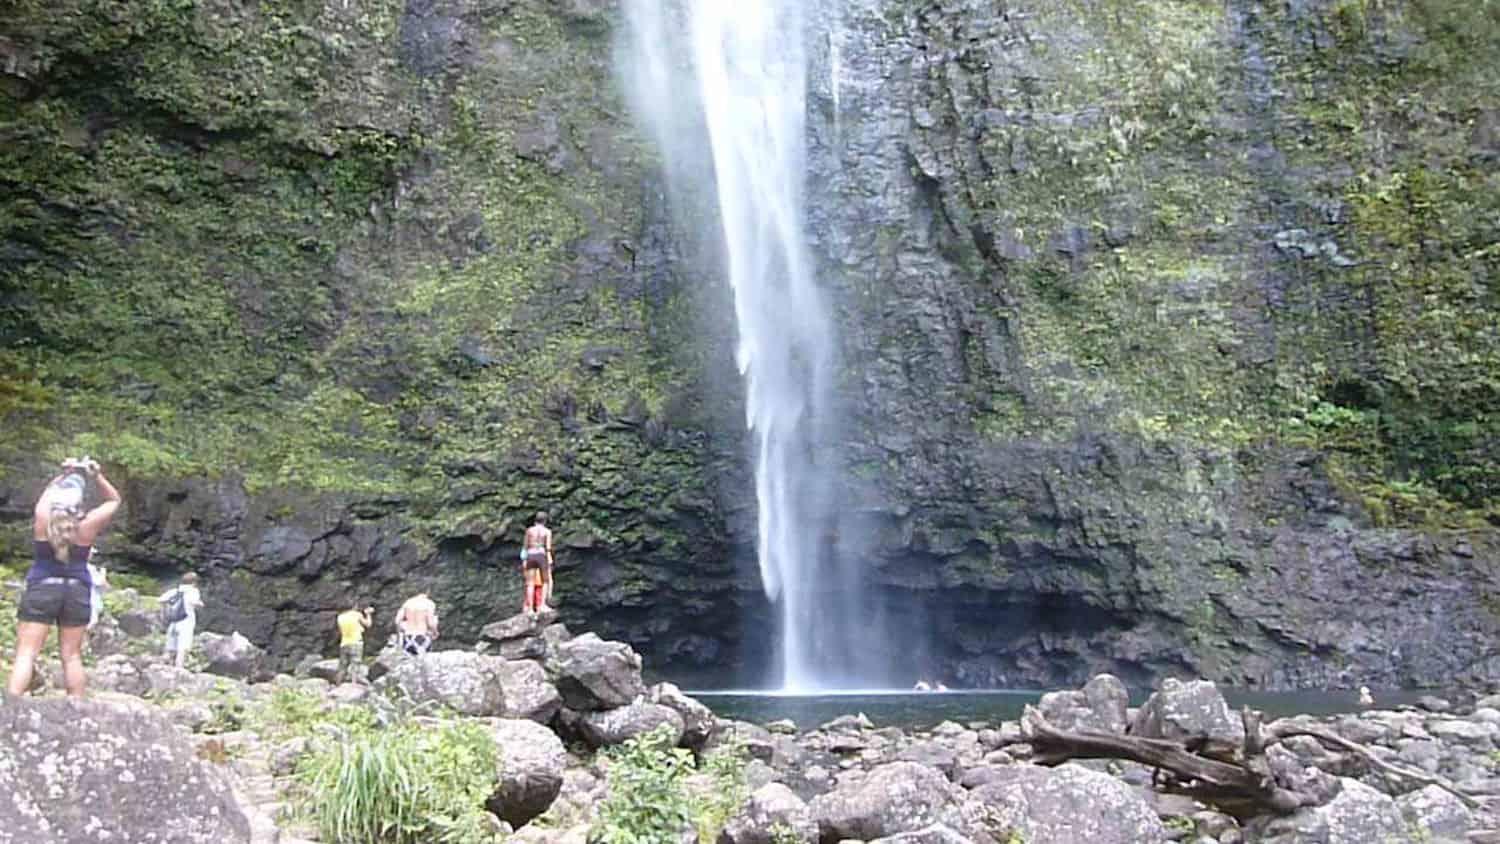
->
xmin=522 ymin=511 xmax=554 ymax=613
xmin=520 ymin=549 xmax=545 ymax=615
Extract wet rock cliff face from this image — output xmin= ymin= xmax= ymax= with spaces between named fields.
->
xmin=1 ymin=0 xmax=1496 ymax=689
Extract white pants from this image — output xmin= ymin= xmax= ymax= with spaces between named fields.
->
xmin=165 ymin=618 xmax=195 ymax=667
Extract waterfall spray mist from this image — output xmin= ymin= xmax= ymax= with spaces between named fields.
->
xmin=621 ymin=0 xmax=862 ymax=690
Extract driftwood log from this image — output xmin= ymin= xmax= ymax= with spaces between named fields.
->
xmin=1008 ymin=704 xmax=1477 ymax=820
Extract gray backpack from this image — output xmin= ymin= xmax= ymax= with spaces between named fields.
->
xmin=161 ymin=587 xmax=189 ymax=625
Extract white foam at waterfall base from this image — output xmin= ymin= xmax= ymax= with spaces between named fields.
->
xmin=620 ymin=0 xmax=851 ymax=691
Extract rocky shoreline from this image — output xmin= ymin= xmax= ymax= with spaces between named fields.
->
xmin=6 ymin=596 xmax=1500 ymax=843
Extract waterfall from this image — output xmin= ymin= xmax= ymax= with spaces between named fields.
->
xmin=621 ymin=0 xmax=847 ymax=691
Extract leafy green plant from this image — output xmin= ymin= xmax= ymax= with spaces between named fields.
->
xmin=694 ymin=737 xmax=750 ymax=843
xmin=594 ymin=725 xmax=696 ymax=844
xmin=293 ymin=714 xmax=498 ymax=844
xmin=593 ymin=725 xmax=752 ymax=844
xmin=201 ymin=687 xmax=251 ymax=735
xmin=252 ymin=686 xmax=374 ymax=742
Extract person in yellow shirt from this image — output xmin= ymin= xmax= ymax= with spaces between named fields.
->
xmin=336 ymin=603 xmax=373 ymax=684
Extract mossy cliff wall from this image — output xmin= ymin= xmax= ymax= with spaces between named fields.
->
xmin=0 ymin=0 xmax=1495 ymax=688
xmin=0 ymin=0 xmax=754 ymax=670
xmin=813 ymin=0 xmax=1500 ymax=688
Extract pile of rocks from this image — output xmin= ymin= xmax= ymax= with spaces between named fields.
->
xmin=680 ymin=676 xmax=1500 ymax=844
xmin=16 ymin=592 xmax=1500 ymax=844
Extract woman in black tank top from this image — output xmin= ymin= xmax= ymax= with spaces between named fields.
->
xmin=7 ymin=463 xmax=122 ymax=698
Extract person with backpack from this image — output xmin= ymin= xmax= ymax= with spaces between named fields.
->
xmin=158 ymin=573 xmax=204 ymax=669
xmin=7 ymin=458 xmax=122 ymax=697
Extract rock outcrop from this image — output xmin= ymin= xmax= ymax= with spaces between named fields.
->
xmin=968 ymin=764 xmax=1169 ymax=844
xmin=489 ymin=718 xmax=567 ymax=829
xmin=1131 ymin=677 xmax=1245 ymax=746
xmin=551 ymin=633 xmax=646 ymax=711
xmin=198 ymin=631 xmax=268 ymax=681
xmin=381 ymin=649 xmax=562 ymax=722
xmin=0 ymin=0 xmax=1496 ymax=703
xmin=808 ymin=762 xmax=976 ymax=841
xmin=0 ymin=697 xmax=251 ymax=843
xmin=719 ymin=783 xmax=817 ymax=844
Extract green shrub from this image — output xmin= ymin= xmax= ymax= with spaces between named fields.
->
xmin=594 ymin=726 xmax=696 ymax=843
xmin=593 ymin=725 xmax=750 ymax=844
xmin=292 ymin=710 xmax=497 ymax=844
xmin=200 ymin=685 xmax=252 ymax=735
xmin=694 ymin=738 xmax=750 ymax=843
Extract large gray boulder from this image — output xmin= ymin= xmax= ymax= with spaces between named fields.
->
xmin=1131 ymin=678 xmax=1244 ymax=747
xmin=967 ymin=763 xmax=1168 ymax=843
xmin=1247 ymin=777 xmax=1409 ymax=843
xmin=718 ymin=783 xmax=817 ymax=844
xmin=198 ymin=631 xmax=267 ymax=680
xmin=492 ymin=636 xmax=547 ymax=661
xmin=540 ymin=623 xmax=573 ymax=656
xmin=705 ymin=720 xmax=776 ymax=763
xmin=895 ymin=740 xmax=959 ymax=780
xmin=1037 ymin=674 xmax=1129 ymax=733
xmin=91 ymin=654 xmax=151 ymax=696
xmin=480 ymin=609 xmax=557 ymax=644
xmin=384 ymin=650 xmax=506 ymax=716
xmin=808 ymin=762 xmax=974 ymax=841
xmin=0 ymin=696 xmax=251 ymax=842
xmin=304 ymin=658 xmax=343 ymax=684
xmin=649 ymin=682 xmax=716 ymax=749
xmin=1396 ymin=784 xmax=1472 ymax=841
xmin=578 ymin=701 xmax=685 ymax=748
xmin=489 ymin=718 xmax=567 ymax=829
xmin=87 ymin=614 xmax=129 ymax=658
xmin=367 ymin=641 xmax=404 ymax=681
xmin=117 ymin=607 xmax=162 ymax=638
xmin=479 ymin=612 xmax=554 ymax=660
xmin=550 ymin=633 xmax=645 ymax=711
xmin=142 ymin=663 xmax=247 ymax=699
xmin=868 ymin=826 xmax=974 ymax=844
xmin=495 ymin=658 xmax=562 ymax=723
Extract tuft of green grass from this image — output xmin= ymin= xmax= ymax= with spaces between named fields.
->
xmin=293 ymin=711 xmax=498 ymax=844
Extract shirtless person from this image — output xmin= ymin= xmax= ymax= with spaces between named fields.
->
xmin=524 ymin=512 xmax=555 ymax=611
xmin=394 ymin=592 xmax=438 ymax=656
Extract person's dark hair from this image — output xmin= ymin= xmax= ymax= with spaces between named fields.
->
xmin=534 ymin=511 xmax=548 ymax=525
xmin=181 ymin=572 xmax=199 ymax=585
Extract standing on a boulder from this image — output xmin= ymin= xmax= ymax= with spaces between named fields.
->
xmin=86 ymin=548 xmax=109 ymax=629
xmin=524 ymin=511 xmax=555 ymax=611
xmin=158 ymin=573 xmax=204 ymax=669
xmin=7 ymin=459 xmax=121 ymax=697
xmin=395 ymin=592 xmax=439 ymax=656
xmin=336 ymin=602 xmax=373 ymax=683
xmin=520 ymin=537 xmax=546 ymax=616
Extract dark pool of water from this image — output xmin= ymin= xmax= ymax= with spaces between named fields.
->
xmin=690 ymin=688 xmax=1441 ymax=731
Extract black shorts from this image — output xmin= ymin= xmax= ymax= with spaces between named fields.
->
xmin=17 ymin=578 xmax=91 ymax=628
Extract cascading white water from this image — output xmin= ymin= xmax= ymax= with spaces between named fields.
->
xmin=621 ymin=0 xmax=837 ymax=690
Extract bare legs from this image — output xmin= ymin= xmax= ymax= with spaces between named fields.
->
xmin=7 ymin=621 xmax=86 ymax=697
xmin=523 ymin=568 xmax=547 ymax=615
xmin=540 ymin=566 xmax=554 ymax=612
xmin=58 ymin=626 xmax=86 ymax=696
xmin=6 ymin=621 xmax=49 ymax=695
